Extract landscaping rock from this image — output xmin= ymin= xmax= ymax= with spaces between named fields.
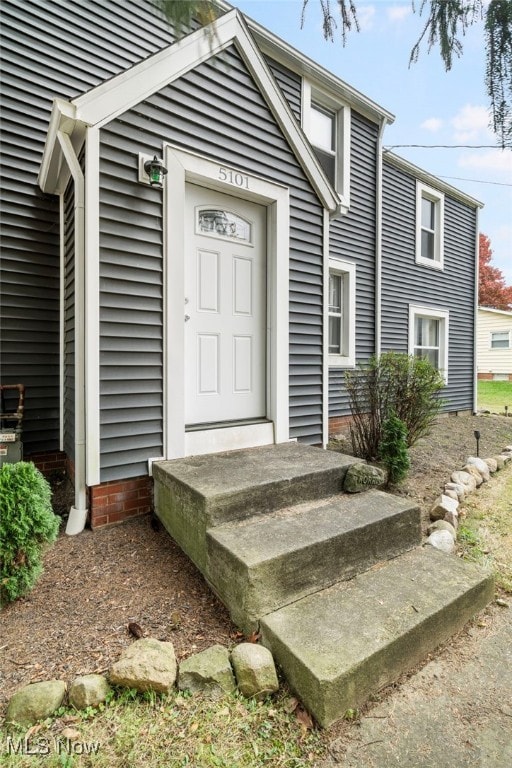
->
xmin=499 ymin=453 xmax=511 ymax=465
xmin=424 ymin=529 xmax=456 ymax=554
xmin=231 ymin=643 xmax=279 ymax=699
xmin=5 ymin=680 xmax=66 ymax=727
xmin=462 ymin=464 xmax=484 ymax=487
xmin=428 ymin=520 xmax=457 ymax=539
xmin=494 ymin=455 xmax=505 ymax=470
xmin=430 ymin=494 xmax=459 ymax=521
xmin=69 ymin=674 xmax=111 ymax=710
xmin=443 ymin=510 xmax=459 ymax=531
xmin=451 ymin=470 xmax=477 ymax=494
xmin=109 ymin=638 xmax=177 ymax=693
xmin=343 ymin=463 xmax=386 ymax=493
xmin=178 ymin=644 xmax=236 ymax=696
xmin=444 ymin=482 xmax=466 ymax=501
xmin=484 ymin=457 xmax=498 ymax=474
xmin=443 ymin=489 xmax=459 ymax=501
xmin=466 ymin=457 xmax=490 ymax=482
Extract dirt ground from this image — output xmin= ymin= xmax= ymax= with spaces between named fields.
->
xmin=1 ymin=412 xmax=512 ymax=717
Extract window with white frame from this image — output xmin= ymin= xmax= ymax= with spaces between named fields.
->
xmin=328 ymin=259 xmax=356 ymax=367
xmin=416 ymin=182 xmax=444 ymax=269
xmin=491 ymin=330 xmax=511 ymax=348
xmin=302 ymin=81 xmax=351 ymax=206
xmin=409 ymin=305 xmax=449 ymax=382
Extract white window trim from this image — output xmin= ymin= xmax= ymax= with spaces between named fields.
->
xmin=408 ymin=304 xmax=449 ymax=383
xmin=302 ymin=80 xmax=351 ymax=211
xmin=490 ymin=330 xmax=511 ymax=349
xmin=327 ymin=258 xmax=356 ymax=368
xmin=415 ymin=181 xmax=445 ymax=270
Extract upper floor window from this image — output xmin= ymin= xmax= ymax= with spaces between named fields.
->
xmin=416 ymin=182 xmax=444 ymax=270
xmin=302 ymin=81 xmax=351 ymax=208
xmin=491 ymin=331 xmax=510 ymax=349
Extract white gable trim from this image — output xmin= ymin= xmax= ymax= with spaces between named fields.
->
xmin=41 ymin=10 xmax=339 ymax=214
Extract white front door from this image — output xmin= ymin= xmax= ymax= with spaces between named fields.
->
xmin=184 ymin=184 xmax=267 ymax=426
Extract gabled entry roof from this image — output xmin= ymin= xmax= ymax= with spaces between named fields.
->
xmin=39 ymin=9 xmax=342 ymax=214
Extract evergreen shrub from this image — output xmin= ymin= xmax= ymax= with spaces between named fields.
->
xmin=379 ymin=411 xmax=411 ymax=484
xmin=0 ymin=461 xmax=60 ymax=606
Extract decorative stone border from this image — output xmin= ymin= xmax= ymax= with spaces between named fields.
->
xmin=425 ymin=445 xmax=512 ymax=554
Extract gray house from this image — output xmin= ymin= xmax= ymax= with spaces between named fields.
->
xmin=0 ymin=0 xmax=481 ymax=533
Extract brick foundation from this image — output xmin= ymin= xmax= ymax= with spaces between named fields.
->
xmin=477 ymin=372 xmax=494 ymax=380
xmin=26 ymin=450 xmax=67 ymax=475
xmin=89 ymin=475 xmax=153 ymax=529
xmin=328 ymin=415 xmax=354 ymax=437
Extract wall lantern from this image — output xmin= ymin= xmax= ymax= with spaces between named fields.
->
xmin=143 ymin=155 xmax=168 ymax=187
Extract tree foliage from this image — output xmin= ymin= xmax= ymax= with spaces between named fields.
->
xmin=156 ymin=1 xmax=512 ymax=147
xmin=303 ymin=0 xmax=512 ymax=148
xmin=479 ymin=232 xmax=512 ymax=310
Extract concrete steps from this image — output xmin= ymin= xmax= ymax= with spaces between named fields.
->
xmin=153 ymin=442 xmax=357 ymax=573
xmin=153 ymin=443 xmax=494 ymax=726
xmin=261 ymin=547 xmax=494 ymax=727
xmin=207 ymin=490 xmax=421 ymax=632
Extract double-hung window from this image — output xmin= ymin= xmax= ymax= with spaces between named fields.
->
xmin=302 ymin=81 xmax=351 ymax=209
xmin=491 ymin=331 xmax=510 ymax=349
xmin=328 ymin=259 xmax=356 ymax=367
xmin=409 ymin=305 xmax=449 ymax=382
xmin=416 ymin=182 xmax=444 ymax=269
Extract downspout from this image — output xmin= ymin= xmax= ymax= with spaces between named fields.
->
xmin=375 ymin=117 xmax=388 ymax=358
xmin=473 ymin=208 xmax=480 ymax=414
xmin=57 ymin=130 xmax=88 ymax=535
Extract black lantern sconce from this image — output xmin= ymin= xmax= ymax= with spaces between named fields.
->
xmin=143 ymin=155 xmax=168 ymax=187
xmin=474 ymin=429 xmax=481 ymax=457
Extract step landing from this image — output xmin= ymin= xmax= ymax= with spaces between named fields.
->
xmin=207 ymin=490 xmax=421 ymax=632
xmin=260 ymin=546 xmax=494 ymax=727
xmin=153 ymin=442 xmax=358 ymax=574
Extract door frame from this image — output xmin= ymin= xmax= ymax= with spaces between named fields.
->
xmin=164 ymin=144 xmax=289 ymax=459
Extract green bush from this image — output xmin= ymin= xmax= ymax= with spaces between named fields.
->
xmin=0 ymin=462 xmax=60 ymax=606
xmin=379 ymin=411 xmax=411 ymax=485
xmin=345 ymin=352 xmax=446 ymax=461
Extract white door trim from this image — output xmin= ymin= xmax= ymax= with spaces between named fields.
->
xmin=164 ymin=144 xmax=289 ymax=459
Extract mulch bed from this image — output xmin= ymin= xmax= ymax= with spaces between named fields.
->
xmin=1 ymin=413 xmax=511 ymax=714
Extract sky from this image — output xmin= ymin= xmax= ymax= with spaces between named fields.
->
xmin=233 ymin=0 xmax=512 ymax=286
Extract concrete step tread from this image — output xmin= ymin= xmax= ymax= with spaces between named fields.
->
xmin=261 ymin=547 xmax=494 ymax=726
xmin=208 ymin=490 xmax=419 ymax=566
xmin=154 ymin=442 xmax=356 ymax=501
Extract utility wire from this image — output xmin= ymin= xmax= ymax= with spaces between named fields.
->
xmin=435 ymin=175 xmax=512 ymax=187
xmin=384 ymin=144 xmax=509 ymax=149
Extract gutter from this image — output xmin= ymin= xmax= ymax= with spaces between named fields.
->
xmin=57 ymin=131 xmax=88 ymax=535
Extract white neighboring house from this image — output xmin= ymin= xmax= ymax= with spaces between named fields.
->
xmin=477 ymin=307 xmax=512 ymax=380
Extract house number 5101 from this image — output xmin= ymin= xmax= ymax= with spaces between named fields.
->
xmin=218 ymin=167 xmax=250 ymax=189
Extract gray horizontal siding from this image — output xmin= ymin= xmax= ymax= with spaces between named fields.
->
xmin=266 ymin=58 xmax=302 ymax=122
xmin=381 ymin=160 xmax=477 ymax=411
xmin=99 ymin=45 xmax=325 ymax=480
xmin=0 ymin=0 xmax=176 ymax=454
xmin=329 ymin=112 xmax=379 ymax=419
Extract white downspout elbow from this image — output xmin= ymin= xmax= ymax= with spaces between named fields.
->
xmin=58 ymin=130 xmax=88 ymax=535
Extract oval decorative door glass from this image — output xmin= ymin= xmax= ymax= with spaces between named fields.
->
xmin=197 ymin=208 xmax=251 ymax=243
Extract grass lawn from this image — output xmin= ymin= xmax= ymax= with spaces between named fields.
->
xmin=478 ymin=380 xmax=512 ymax=413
